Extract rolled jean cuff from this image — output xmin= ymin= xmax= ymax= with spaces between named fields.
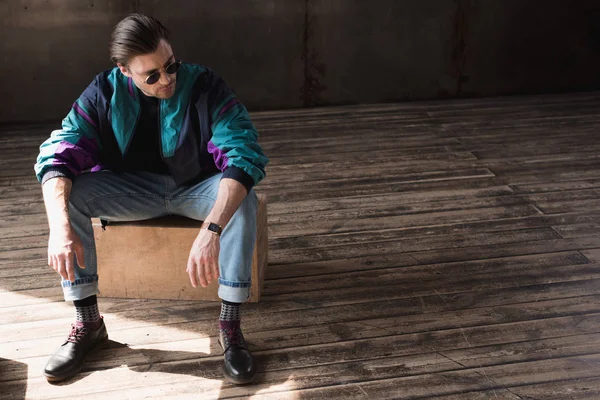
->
xmin=61 ymin=276 xmax=100 ymax=301
xmin=218 ymin=279 xmax=251 ymax=303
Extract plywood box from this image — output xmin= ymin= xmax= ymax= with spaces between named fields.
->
xmin=92 ymin=194 xmax=267 ymax=302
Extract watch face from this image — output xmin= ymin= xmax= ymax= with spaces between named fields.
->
xmin=207 ymin=222 xmax=222 ymax=235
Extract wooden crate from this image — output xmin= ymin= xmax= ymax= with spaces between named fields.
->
xmin=92 ymin=194 xmax=267 ymax=302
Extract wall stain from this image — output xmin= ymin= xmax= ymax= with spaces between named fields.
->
xmin=300 ymin=0 xmax=326 ymax=107
xmin=132 ymin=0 xmax=141 ymax=13
xmin=451 ymin=0 xmax=471 ymax=96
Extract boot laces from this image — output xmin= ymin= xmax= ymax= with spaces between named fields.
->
xmin=66 ymin=325 xmax=89 ymax=344
xmin=222 ymin=327 xmax=246 ymax=348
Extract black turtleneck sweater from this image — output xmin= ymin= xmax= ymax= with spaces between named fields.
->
xmin=121 ymin=92 xmax=170 ymax=174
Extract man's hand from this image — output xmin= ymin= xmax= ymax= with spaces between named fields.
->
xmin=48 ymin=226 xmax=86 ymax=282
xmin=187 ymin=229 xmax=220 ymax=287
xmin=186 ymin=178 xmax=247 ymax=288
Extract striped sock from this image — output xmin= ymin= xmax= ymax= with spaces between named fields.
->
xmin=219 ymin=300 xmax=241 ymax=330
xmin=73 ymin=295 xmax=101 ymax=329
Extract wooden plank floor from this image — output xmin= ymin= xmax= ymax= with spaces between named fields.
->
xmin=2 ymin=92 xmax=600 ymax=399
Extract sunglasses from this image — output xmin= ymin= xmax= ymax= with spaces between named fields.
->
xmin=144 ymin=60 xmax=182 ymax=85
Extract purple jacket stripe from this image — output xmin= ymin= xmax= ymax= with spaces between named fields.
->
xmin=218 ymin=98 xmax=240 ymax=118
xmin=73 ymin=102 xmax=98 ymax=129
xmin=128 ymin=77 xmax=135 ymax=98
xmin=52 ymin=137 xmax=99 ymax=176
xmin=207 ymin=141 xmax=229 ymax=170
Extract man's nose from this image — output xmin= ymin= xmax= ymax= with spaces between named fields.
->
xmin=158 ymin=70 xmax=172 ymax=85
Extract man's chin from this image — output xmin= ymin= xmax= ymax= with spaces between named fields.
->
xmin=155 ymin=84 xmax=176 ymax=99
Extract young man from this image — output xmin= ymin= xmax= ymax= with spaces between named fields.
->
xmin=34 ymin=14 xmax=268 ymax=385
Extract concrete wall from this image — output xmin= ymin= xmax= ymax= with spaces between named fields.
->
xmin=1 ymin=0 xmax=600 ymax=123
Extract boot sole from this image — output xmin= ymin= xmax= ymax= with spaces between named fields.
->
xmin=44 ymin=334 xmax=109 ymax=383
xmin=222 ymin=365 xmax=257 ymax=385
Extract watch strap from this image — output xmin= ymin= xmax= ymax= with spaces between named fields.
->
xmin=201 ymin=221 xmax=223 ymax=236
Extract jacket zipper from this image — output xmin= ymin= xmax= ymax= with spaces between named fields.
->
xmin=159 ymin=100 xmax=175 ymax=177
xmin=122 ymin=95 xmax=142 ymax=159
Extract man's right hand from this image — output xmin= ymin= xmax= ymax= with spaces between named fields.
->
xmin=48 ymin=227 xmax=86 ymax=282
xmin=41 ymin=177 xmax=82 ymax=282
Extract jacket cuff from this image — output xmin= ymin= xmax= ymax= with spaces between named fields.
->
xmin=222 ymin=166 xmax=254 ymax=193
xmin=41 ymin=166 xmax=74 ymax=185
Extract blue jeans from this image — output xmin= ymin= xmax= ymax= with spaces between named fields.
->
xmin=63 ymin=171 xmax=257 ymax=303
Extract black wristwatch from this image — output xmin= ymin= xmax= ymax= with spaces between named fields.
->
xmin=202 ymin=221 xmax=223 ymax=236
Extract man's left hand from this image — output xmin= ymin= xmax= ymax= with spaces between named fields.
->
xmin=187 ymin=229 xmax=220 ymax=288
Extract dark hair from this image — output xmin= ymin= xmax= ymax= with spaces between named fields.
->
xmin=109 ymin=14 xmax=170 ymax=65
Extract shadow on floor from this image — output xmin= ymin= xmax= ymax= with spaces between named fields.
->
xmin=47 ymin=339 xmax=291 ymax=398
xmin=0 ymin=357 xmax=28 ymax=400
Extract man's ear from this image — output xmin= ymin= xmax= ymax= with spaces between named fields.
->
xmin=117 ymin=63 xmax=131 ymax=78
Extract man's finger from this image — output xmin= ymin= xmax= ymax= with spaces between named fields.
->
xmin=50 ymin=255 xmax=57 ymax=272
xmin=211 ymin=259 xmax=219 ymax=281
xmin=197 ymin=260 xmax=208 ymax=287
xmin=75 ymin=245 xmax=86 ymax=269
xmin=65 ymin=252 xmax=75 ymax=283
xmin=56 ymin=257 xmax=69 ymax=281
xmin=187 ymin=255 xmax=198 ymax=288
xmin=204 ymin=259 xmax=213 ymax=284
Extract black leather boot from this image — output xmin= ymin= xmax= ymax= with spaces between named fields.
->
xmin=218 ymin=326 xmax=257 ymax=385
xmin=43 ymin=318 xmax=108 ymax=382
